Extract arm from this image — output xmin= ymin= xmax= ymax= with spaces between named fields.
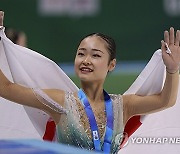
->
xmin=0 ymin=11 xmax=65 ymax=123
xmin=123 ymin=28 xmax=180 ymax=124
xmin=0 ymin=70 xmax=65 ymax=119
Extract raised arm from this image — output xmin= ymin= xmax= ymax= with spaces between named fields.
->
xmin=123 ymin=27 xmax=180 ymax=124
xmin=0 ymin=11 xmax=65 ymax=123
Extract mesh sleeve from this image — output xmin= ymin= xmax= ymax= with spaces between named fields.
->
xmin=32 ymin=88 xmax=67 ymax=114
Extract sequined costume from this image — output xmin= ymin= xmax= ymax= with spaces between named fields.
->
xmin=33 ymin=89 xmax=124 ymax=154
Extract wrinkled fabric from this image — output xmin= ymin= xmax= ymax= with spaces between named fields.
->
xmin=0 ymin=27 xmax=78 ymax=139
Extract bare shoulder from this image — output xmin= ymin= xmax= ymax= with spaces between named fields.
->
xmin=42 ymin=89 xmax=65 ymax=107
xmin=40 ymin=89 xmax=66 ymax=124
xmin=122 ymin=94 xmax=133 ymax=106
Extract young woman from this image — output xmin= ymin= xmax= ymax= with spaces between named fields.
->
xmin=0 ymin=11 xmax=180 ymax=153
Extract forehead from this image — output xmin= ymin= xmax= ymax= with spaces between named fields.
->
xmin=78 ymin=36 xmax=108 ymax=51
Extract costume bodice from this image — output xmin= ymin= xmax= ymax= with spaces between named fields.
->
xmin=33 ymin=89 xmax=124 ymax=154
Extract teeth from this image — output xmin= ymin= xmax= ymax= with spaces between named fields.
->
xmin=81 ymin=68 xmax=93 ymax=72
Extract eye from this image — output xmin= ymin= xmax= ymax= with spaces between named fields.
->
xmin=77 ymin=52 xmax=84 ymax=56
xmin=93 ymin=54 xmax=101 ymax=58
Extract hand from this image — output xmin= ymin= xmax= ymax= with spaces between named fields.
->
xmin=161 ymin=27 xmax=180 ymax=73
xmin=0 ymin=11 xmax=4 ymax=27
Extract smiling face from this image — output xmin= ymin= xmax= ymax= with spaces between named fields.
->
xmin=74 ymin=35 xmax=116 ymax=83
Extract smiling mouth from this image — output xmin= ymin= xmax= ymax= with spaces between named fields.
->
xmin=80 ymin=67 xmax=93 ymax=73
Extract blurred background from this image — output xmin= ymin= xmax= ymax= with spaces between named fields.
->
xmin=1 ymin=0 xmax=180 ymax=93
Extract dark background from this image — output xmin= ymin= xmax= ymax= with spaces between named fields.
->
xmin=1 ymin=0 xmax=179 ymax=63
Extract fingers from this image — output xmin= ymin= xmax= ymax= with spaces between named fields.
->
xmin=169 ymin=27 xmax=175 ymax=45
xmin=161 ymin=40 xmax=166 ymax=54
xmin=175 ymin=30 xmax=180 ymax=46
xmin=164 ymin=27 xmax=180 ymax=46
xmin=0 ymin=11 xmax=4 ymax=26
xmin=161 ymin=40 xmax=172 ymax=55
xmin=0 ymin=11 xmax=4 ymax=16
xmin=164 ymin=30 xmax=169 ymax=45
xmin=165 ymin=42 xmax=171 ymax=54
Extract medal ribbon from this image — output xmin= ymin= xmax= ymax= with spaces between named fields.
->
xmin=78 ymin=89 xmax=114 ymax=153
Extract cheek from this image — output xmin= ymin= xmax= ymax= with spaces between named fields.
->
xmin=74 ymin=55 xmax=79 ymax=65
xmin=74 ymin=57 xmax=80 ymax=72
xmin=96 ymin=60 xmax=109 ymax=74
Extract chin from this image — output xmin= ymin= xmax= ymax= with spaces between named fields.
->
xmin=77 ymin=75 xmax=93 ymax=83
xmin=79 ymin=76 xmax=91 ymax=82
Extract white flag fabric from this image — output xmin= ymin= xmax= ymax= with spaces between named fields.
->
xmin=120 ymin=51 xmax=180 ymax=153
xmin=0 ymin=27 xmax=180 ymax=153
xmin=0 ymin=27 xmax=78 ymax=139
xmin=122 ymin=49 xmax=166 ymax=138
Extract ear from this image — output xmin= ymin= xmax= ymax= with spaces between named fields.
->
xmin=108 ymin=59 xmax=116 ymax=72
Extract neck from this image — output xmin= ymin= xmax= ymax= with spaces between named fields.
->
xmin=81 ymin=81 xmax=104 ymax=102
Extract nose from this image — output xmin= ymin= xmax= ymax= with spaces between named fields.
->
xmin=83 ymin=56 xmax=91 ymax=65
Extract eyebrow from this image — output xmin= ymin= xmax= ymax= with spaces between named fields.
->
xmin=78 ymin=48 xmax=104 ymax=54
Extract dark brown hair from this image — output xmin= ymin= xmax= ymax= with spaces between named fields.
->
xmin=81 ymin=33 xmax=116 ymax=62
